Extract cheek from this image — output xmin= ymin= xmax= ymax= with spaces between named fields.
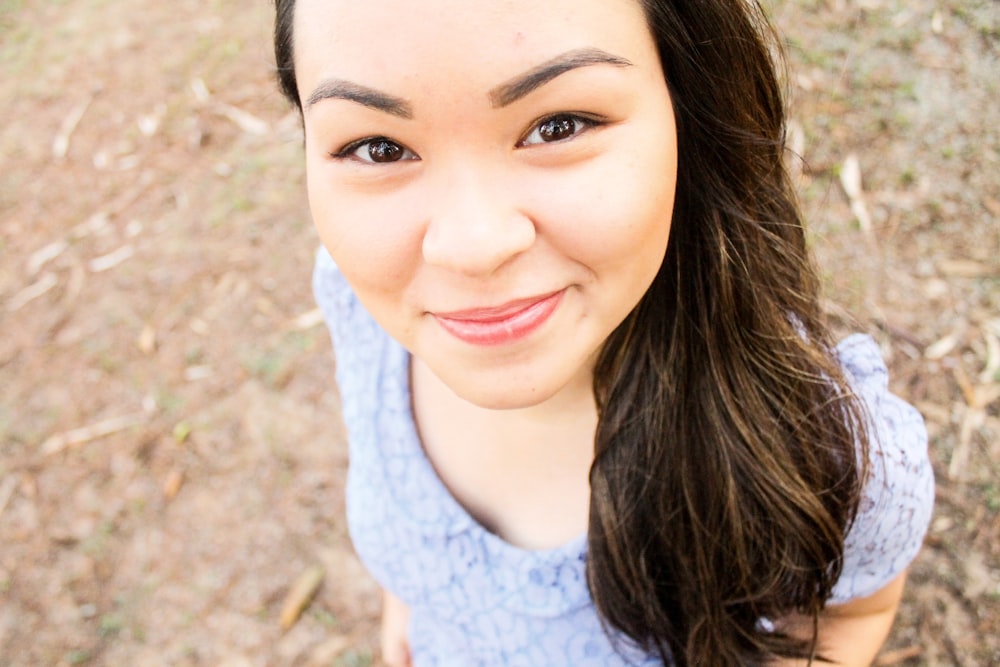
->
xmin=531 ymin=153 xmax=676 ymax=275
xmin=305 ymin=164 xmax=423 ymax=295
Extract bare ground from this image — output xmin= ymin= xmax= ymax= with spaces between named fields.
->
xmin=0 ymin=0 xmax=997 ymax=665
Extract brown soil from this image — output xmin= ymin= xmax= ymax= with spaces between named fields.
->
xmin=1 ymin=0 xmax=997 ymax=665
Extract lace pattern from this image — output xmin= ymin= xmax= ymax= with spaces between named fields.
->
xmin=313 ymin=248 xmax=934 ymax=666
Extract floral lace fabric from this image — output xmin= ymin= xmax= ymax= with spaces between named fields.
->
xmin=313 ymin=248 xmax=934 ymax=667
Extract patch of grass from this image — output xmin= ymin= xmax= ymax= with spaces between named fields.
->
xmin=309 ymin=607 xmax=339 ymax=629
xmin=983 ymin=483 xmax=1000 ymax=513
xmin=243 ymin=350 xmax=290 ymax=387
xmin=0 ymin=0 xmax=27 ymax=37
xmin=65 ymin=649 xmax=92 ymax=665
xmin=242 ymin=332 xmax=313 ymax=388
xmin=184 ymin=346 xmax=205 ymax=366
xmin=896 ymin=79 xmax=918 ymax=101
xmin=155 ymin=388 xmax=185 ymax=415
xmin=98 ymin=613 xmax=124 ymax=639
xmin=951 ymin=1 xmax=1000 ymax=40
xmin=334 ymin=650 xmax=372 ymax=667
xmin=80 ymin=520 xmax=116 ymax=559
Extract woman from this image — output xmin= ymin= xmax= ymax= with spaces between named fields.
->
xmin=273 ymin=0 xmax=934 ymax=664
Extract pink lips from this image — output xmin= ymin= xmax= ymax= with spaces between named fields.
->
xmin=433 ymin=290 xmax=565 ymax=346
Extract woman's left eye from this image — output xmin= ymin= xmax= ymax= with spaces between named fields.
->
xmin=519 ymin=114 xmax=599 ymax=147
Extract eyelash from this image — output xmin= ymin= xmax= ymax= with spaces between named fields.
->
xmin=330 ymin=136 xmax=418 ymax=163
xmin=329 ymin=112 xmax=606 ymax=164
xmin=517 ymin=112 xmax=605 ymax=147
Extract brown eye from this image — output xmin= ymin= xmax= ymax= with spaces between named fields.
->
xmin=333 ymin=136 xmax=418 ymax=163
xmin=368 ymin=139 xmax=404 ymax=162
xmin=538 ymin=115 xmax=576 ymax=142
xmin=520 ymin=114 xmax=598 ymax=147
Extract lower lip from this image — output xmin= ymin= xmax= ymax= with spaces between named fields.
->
xmin=434 ymin=291 xmax=565 ymax=346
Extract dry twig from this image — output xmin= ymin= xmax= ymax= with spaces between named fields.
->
xmin=6 ymin=272 xmax=58 ymax=312
xmin=839 ymin=153 xmax=873 ymax=235
xmin=40 ymin=413 xmax=145 ymax=456
xmin=52 ymin=94 xmax=95 ymax=159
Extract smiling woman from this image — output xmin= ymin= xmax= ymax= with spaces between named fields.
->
xmin=273 ymin=0 xmax=934 ymax=666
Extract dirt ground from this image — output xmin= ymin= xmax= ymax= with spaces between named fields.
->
xmin=0 ymin=0 xmax=997 ymax=665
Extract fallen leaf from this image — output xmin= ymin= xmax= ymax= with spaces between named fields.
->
xmin=839 ymin=154 xmax=872 ymax=234
xmin=72 ymin=212 xmax=111 ymax=240
xmin=137 ymin=324 xmax=157 ymax=354
xmin=215 ymin=103 xmax=269 ymax=136
xmin=288 ymin=308 xmax=324 ymax=331
xmin=163 ymin=469 xmax=184 ymax=500
xmin=280 ymin=565 xmax=325 ymax=631
xmin=980 ymin=328 xmax=1000 ymax=383
xmin=931 ymin=10 xmax=944 ymax=34
xmin=184 ymin=365 xmax=214 ymax=382
xmin=189 ymin=318 xmax=209 ymax=336
xmin=172 ymin=422 xmax=191 ymax=444
xmin=920 ymin=278 xmax=949 ymax=300
xmin=924 ymin=332 xmax=959 ymax=360
xmin=190 ymin=77 xmax=211 ymax=104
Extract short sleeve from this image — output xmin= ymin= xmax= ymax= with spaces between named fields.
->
xmin=829 ymin=334 xmax=935 ymax=603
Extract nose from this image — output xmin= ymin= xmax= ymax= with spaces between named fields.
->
xmin=421 ymin=170 xmax=535 ymax=276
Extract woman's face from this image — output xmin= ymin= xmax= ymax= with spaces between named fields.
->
xmin=295 ymin=0 xmax=677 ymax=410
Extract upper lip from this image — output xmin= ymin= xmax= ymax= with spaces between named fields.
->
xmin=433 ymin=290 xmax=563 ymax=321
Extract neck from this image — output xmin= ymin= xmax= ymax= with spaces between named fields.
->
xmin=411 ymin=356 xmax=598 ymax=452
xmin=410 ymin=357 xmax=598 ymax=547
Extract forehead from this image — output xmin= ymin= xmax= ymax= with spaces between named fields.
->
xmin=292 ymin=0 xmax=654 ymax=89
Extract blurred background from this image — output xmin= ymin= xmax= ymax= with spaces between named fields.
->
xmin=0 ymin=0 xmax=997 ymax=665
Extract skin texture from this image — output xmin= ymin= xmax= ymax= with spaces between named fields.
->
xmin=294 ymin=0 xmax=677 ymax=414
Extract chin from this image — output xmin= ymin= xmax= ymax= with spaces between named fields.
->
xmin=452 ymin=382 xmax=560 ymax=411
xmin=440 ymin=360 xmax=589 ymax=412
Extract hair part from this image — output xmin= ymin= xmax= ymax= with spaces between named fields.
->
xmin=272 ymin=1 xmax=869 ymax=664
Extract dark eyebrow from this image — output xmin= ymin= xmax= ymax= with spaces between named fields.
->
xmin=304 ymin=47 xmax=631 ymax=117
xmin=305 ymin=79 xmax=414 ymax=119
xmin=488 ymin=47 xmax=633 ymax=108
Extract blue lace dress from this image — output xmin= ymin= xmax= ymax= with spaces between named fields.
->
xmin=313 ymin=248 xmax=935 ymax=667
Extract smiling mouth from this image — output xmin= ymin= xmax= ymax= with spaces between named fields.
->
xmin=433 ymin=290 xmax=565 ymax=346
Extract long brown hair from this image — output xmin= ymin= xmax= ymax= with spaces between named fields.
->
xmin=273 ymin=1 xmax=869 ymax=664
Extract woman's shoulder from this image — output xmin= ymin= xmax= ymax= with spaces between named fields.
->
xmin=830 ymin=333 xmax=935 ymax=603
xmin=312 ymin=247 xmax=387 ymax=362
xmin=312 ymin=247 xmax=398 ymax=424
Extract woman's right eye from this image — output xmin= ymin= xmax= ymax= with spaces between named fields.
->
xmin=332 ymin=137 xmax=418 ymax=164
